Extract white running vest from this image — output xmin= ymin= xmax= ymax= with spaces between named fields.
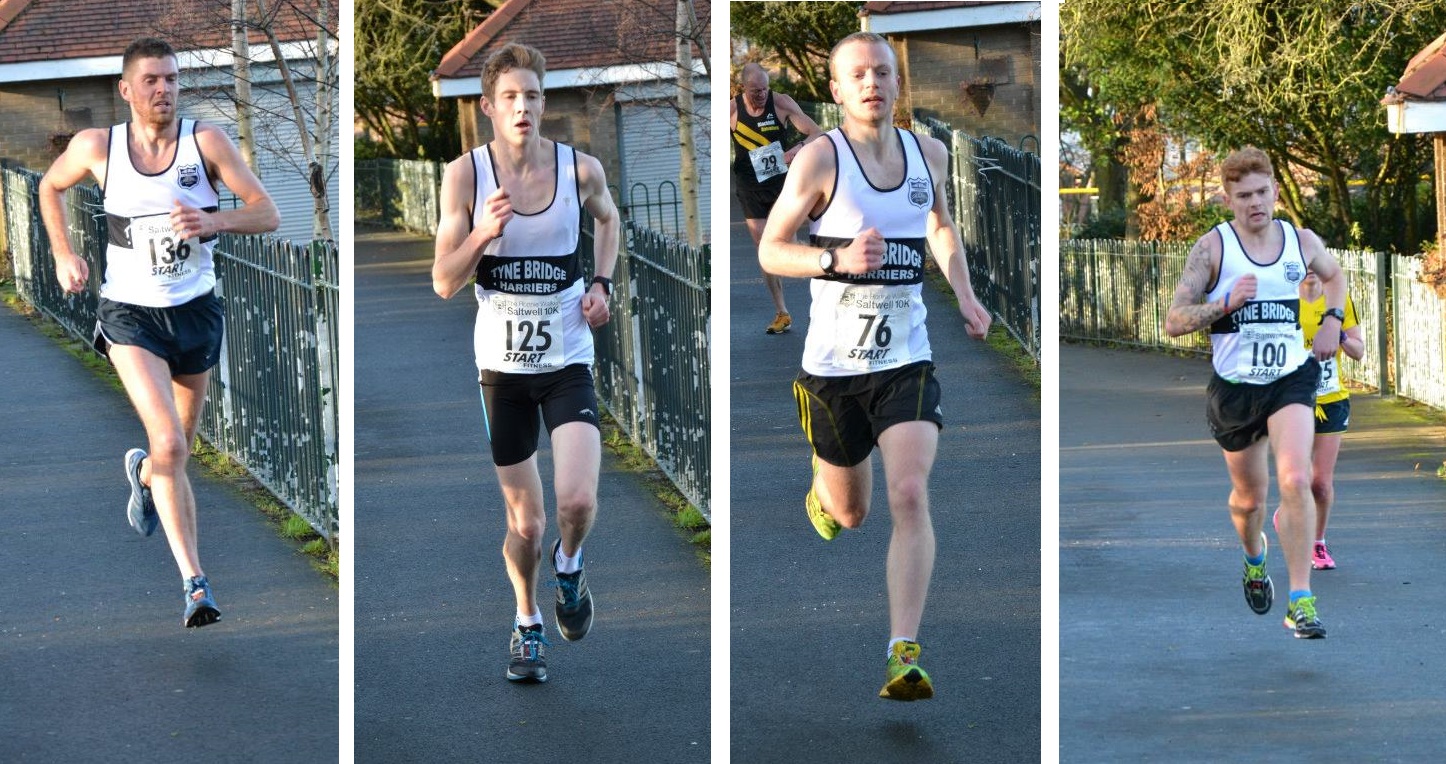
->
xmin=804 ymin=127 xmax=934 ymax=376
xmin=471 ymin=141 xmax=591 ymax=374
xmin=101 ymin=119 xmax=220 ymax=307
xmin=1205 ymin=220 xmax=1310 ymax=383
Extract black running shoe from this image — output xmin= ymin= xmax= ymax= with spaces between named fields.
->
xmin=125 ymin=448 xmax=158 ymax=537
xmin=506 ymin=624 xmax=549 ymax=683
xmin=1284 ymin=596 xmax=1327 ymax=639
xmin=183 ymin=575 xmax=221 ymax=628
xmin=552 ymin=540 xmax=594 ymax=641
xmin=1242 ymin=534 xmax=1273 ymax=615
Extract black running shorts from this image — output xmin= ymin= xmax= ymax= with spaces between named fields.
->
xmin=1205 ymin=357 xmax=1320 ymax=452
xmin=479 ymin=363 xmax=601 ymax=467
xmin=793 ymin=360 xmax=943 ymax=468
xmin=1314 ymin=398 xmax=1350 ymax=435
xmin=733 ymin=172 xmax=785 ymax=220
xmin=93 ymin=291 xmax=224 ymax=376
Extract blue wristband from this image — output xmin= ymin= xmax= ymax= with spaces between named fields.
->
xmin=1223 ymin=290 xmax=1231 ymax=312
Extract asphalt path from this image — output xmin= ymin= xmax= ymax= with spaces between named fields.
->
xmin=728 ymin=203 xmax=1042 ymax=762
xmin=352 ymin=231 xmax=710 ymax=762
xmin=0 ymin=301 xmax=338 ymax=762
xmin=1060 ymin=344 xmax=1446 ymax=761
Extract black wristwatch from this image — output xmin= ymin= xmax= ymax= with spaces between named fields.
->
xmin=819 ymin=248 xmax=837 ymax=275
xmin=590 ymin=276 xmax=613 ymax=297
xmin=1320 ymin=307 xmax=1345 ymax=325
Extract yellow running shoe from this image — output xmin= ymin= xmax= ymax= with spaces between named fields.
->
xmin=805 ymin=455 xmax=842 ymax=540
xmin=879 ymin=640 xmax=933 ymax=701
xmin=765 ymin=311 xmax=792 ymax=334
xmin=805 ymin=486 xmax=842 ymax=540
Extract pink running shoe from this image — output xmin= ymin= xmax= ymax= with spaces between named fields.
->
xmin=1312 ymin=541 xmax=1337 ymax=570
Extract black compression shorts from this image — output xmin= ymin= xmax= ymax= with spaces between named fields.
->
xmin=793 ymin=360 xmax=943 ymax=468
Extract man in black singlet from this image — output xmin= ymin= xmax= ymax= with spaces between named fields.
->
xmin=731 ymin=62 xmax=822 ymax=334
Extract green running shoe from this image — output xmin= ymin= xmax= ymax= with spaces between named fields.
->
xmin=1283 ymin=595 xmax=1327 ymax=639
xmin=805 ymin=455 xmax=841 ymax=541
xmin=879 ymin=640 xmax=933 ymax=701
xmin=1242 ymin=533 xmax=1273 ymax=615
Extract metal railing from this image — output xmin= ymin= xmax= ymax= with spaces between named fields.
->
xmin=590 ymin=221 xmax=710 ymax=515
xmin=1061 ymin=237 xmax=1446 ymax=411
xmin=2 ymin=164 xmax=339 ymax=537
xmin=797 ymin=104 xmax=1042 ymax=359
xmin=356 ymin=158 xmax=441 ymax=236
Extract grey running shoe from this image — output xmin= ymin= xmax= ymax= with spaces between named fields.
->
xmin=183 ymin=575 xmax=221 ymax=628
xmin=552 ymin=540 xmax=594 ymax=641
xmin=1242 ymin=534 xmax=1273 ymax=615
xmin=1284 ymin=595 xmax=1327 ymax=639
xmin=124 ymin=448 xmax=158 ymax=537
xmin=506 ymin=625 xmax=549 ymax=683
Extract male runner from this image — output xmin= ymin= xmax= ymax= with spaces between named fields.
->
xmin=40 ymin=37 xmax=279 ymax=628
xmin=432 ymin=42 xmax=620 ymax=684
xmin=731 ymin=62 xmax=822 ymax=334
xmin=759 ymin=32 xmax=991 ymax=701
xmin=1164 ymin=147 xmax=1346 ymax=639
xmin=1288 ymin=268 xmax=1364 ymax=569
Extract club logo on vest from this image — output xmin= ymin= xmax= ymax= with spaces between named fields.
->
xmin=908 ymin=177 xmax=929 ymax=208
xmin=1284 ymin=261 xmax=1303 ymax=284
xmin=177 ymin=164 xmax=201 ymax=189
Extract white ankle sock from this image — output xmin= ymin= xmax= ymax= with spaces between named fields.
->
xmin=515 ymin=611 xmax=543 ymax=628
xmin=554 ymin=545 xmax=583 ymax=574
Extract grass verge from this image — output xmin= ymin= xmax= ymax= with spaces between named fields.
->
xmin=599 ymin=410 xmax=710 ymax=568
xmin=1 ymin=279 xmax=338 ymax=582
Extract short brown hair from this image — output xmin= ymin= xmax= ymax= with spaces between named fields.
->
xmin=828 ymin=32 xmax=896 ymax=79
xmin=1221 ymin=147 xmax=1273 ymax=189
xmin=481 ymin=43 xmax=547 ymax=100
xmin=122 ymin=38 xmax=176 ymax=78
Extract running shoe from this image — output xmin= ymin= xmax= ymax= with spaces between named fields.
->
xmin=1242 ymin=533 xmax=1273 ymax=615
xmin=879 ymin=640 xmax=934 ymax=701
xmin=805 ymin=456 xmax=842 ymax=541
xmin=124 ymin=448 xmax=158 ymax=537
xmin=183 ymin=575 xmax=221 ymax=628
xmin=1283 ymin=595 xmax=1327 ymax=639
xmin=1312 ymin=541 xmax=1336 ymax=570
xmin=765 ymin=311 xmax=792 ymax=335
xmin=507 ymin=624 xmax=550 ymax=683
xmin=552 ymin=540 xmax=594 ymax=641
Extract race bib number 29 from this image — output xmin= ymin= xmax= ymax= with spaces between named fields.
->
xmin=748 ymin=142 xmax=786 ymax=183
xmin=835 ymin=285 xmax=913 ymax=371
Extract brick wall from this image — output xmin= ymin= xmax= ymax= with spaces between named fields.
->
xmin=0 ymin=78 xmax=125 ymax=170
xmin=891 ymin=24 xmax=1040 ymax=148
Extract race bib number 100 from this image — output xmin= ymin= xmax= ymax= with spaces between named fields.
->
xmin=835 ymin=285 xmax=913 ymax=371
xmin=130 ymin=213 xmax=196 ymax=283
xmin=486 ymin=293 xmax=566 ymax=372
xmin=1237 ymin=323 xmax=1297 ymax=381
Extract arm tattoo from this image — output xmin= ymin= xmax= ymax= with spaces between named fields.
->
xmin=1165 ymin=239 xmax=1226 ymax=336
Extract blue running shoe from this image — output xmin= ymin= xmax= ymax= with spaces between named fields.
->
xmin=506 ymin=624 xmax=549 ymax=683
xmin=183 ymin=575 xmax=221 ymax=628
xmin=124 ymin=448 xmax=158 ymax=537
xmin=552 ymin=540 xmax=594 ymax=642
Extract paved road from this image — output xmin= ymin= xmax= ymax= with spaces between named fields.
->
xmin=728 ymin=204 xmax=1042 ymax=762
xmin=1060 ymin=344 xmax=1446 ymax=761
xmin=352 ymin=231 xmax=710 ymax=763
xmin=0 ymin=302 xmax=338 ymax=762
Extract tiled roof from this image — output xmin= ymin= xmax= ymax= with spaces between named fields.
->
xmin=434 ymin=0 xmax=711 ymax=80
xmin=0 ymin=0 xmax=333 ymax=65
xmin=1395 ymin=31 xmax=1446 ymax=100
